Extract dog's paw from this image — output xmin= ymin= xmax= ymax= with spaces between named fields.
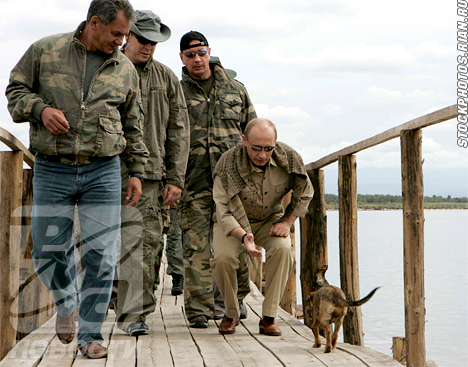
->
xmin=324 ymin=346 xmax=332 ymax=353
xmin=313 ymin=342 xmax=321 ymax=348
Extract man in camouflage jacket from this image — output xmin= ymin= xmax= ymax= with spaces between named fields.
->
xmin=5 ymin=0 xmax=148 ymax=359
xmin=178 ymin=31 xmax=257 ymax=328
xmin=115 ymin=10 xmax=189 ymax=336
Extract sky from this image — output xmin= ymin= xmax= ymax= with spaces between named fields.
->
xmin=0 ymin=0 xmax=465 ymax=196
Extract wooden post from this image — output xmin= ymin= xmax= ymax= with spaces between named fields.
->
xmin=338 ymin=154 xmax=363 ymax=345
xmin=280 ymin=191 xmax=296 ymax=316
xmin=300 ymin=169 xmax=328 ymax=327
xmin=392 ymin=337 xmax=407 ymax=364
xmin=400 ymin=129 xmax=426 ymax=367
xmin=0 ymin=151 xmax=23 ymax=360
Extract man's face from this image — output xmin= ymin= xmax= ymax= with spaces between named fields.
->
xmin=242 ymin=127 xmax=276 ymax=167
xmin=124 ymin=33 xmax=157 ymax=64
xmin=92 ymin=11 xmax=130 ymax=54
xmin=180 ymin=40 xmax=211 ymax=80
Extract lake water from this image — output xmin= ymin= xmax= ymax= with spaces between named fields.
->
xmin=295 ymin=210 xmax=468 ymax=367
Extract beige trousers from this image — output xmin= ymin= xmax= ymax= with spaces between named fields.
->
xmin=211 ymin=215 xmax=294 ymax=319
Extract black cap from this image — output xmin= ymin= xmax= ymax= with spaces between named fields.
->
xmin=180 ymin=31 xmax=209 ymax=51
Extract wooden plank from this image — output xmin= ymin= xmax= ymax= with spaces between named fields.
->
xmin=241 ymin=299 xmax=324 ymax=367
xmin=400 ymin=129 xmax=426 ymax=367
xmin=0 ymin=151 xmax=24 ymax=360
xmin=138 ymin=308 xmax=173 ymax=367
xmin=306 ymin=104 xmax=456 ymax=170
xmin=35 ymin=337 xmax=77 ymax=367
xmin=160 ymin=306 xmax=204 ymax=367
xmin=338 ymin=155 xmax=363 ymax=345
xmin=221 ymin=320 xmax=283 ymax=367
xmin=300 ymin=169 xmax=329 ymax=328
xmin=0 ymin=314 xmax=55 ymax=367
xmin=337 ymin=344 xmax=403 ymax=366
xmin=0 ymin=127 xmax=35 ymax=168
xmin=106 ymin=324 xmax=137 ymax=367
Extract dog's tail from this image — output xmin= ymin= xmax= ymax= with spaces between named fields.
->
xmin=347 ymin=287 xmax=380 ymax=307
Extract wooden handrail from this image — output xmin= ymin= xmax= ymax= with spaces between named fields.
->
xmin=0 ymin=127 xmax=34 ymax=168
xmin=306 ymin=104 xmax=457 ymax=170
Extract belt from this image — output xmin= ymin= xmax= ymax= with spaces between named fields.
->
xmin=35 ymin=153 xmax=103 ymax=166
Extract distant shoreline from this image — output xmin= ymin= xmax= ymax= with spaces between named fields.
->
xmin=326 ymin=203 xmax=468 ymax=210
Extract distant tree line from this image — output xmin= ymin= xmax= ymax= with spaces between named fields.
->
xmin=324 ymin=194 xmax=468 ymax=204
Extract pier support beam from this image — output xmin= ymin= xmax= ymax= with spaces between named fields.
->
xmin=300 ymin=169 xmax=328 ymax=327
xmin=338 ymin=154 xmax=363 ymax=345
xmin=0 ymin=151 xmax=23 ymax=360
xmin=401 ymin=129 xmax=426 ymax=367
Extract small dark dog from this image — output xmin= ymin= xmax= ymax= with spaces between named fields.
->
xmin=305 ymin=285 xmax=379 ymax=353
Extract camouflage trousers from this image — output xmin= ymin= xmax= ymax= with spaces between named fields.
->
xmin=166 ymin=207 xmax=184 ymax=276
xmin=115 ymin=175 xmax=163 ymax=330
xmin=180 ymin=194 xmax=250 ymax=320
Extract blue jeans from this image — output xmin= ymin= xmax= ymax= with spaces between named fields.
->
xmin=31 ymin=155 xmax=121 ymax=348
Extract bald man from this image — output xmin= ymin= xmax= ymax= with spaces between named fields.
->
xmin=211 ymin=118 xmax=314 ymax=335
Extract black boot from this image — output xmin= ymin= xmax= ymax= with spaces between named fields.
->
xmin=171 ymin=274 xmax=184 ymax=296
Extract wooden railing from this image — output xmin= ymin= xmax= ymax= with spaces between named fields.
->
xmin=299 ymin=104 xmax=457 ymax=367
xmin=0 ymin=127 xmax=54 ymax=361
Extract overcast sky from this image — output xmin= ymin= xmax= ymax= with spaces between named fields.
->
xmin=0 ymin=0 xmax=464 ymax=196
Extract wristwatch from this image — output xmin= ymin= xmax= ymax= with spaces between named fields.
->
xmin=129 ymin=172 xmax=145 ymax=182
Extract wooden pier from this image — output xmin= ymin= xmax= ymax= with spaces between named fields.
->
xmin=0 ymin=261 xmax=403 ymax=367
xmin=1 ymin=104 xmax=456 ymax=367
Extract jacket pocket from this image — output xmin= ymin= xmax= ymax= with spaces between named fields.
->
xmin=219 ymin=94 xmax=242 ymax=121
xmin=96 ymin=115 xmax=126 ymax=156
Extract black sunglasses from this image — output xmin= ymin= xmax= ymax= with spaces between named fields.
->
xmin=182 ymin=49 xmax=209 ymax=58
xmin=133 ymin=33 xmax=157 ymax=46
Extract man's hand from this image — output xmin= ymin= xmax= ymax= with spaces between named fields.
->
xmin=124 ymin=177 xmax=142 ymax=206
xmin=269 ymin=221 xmax=292 ymax=237
xmin=41 ymin=107 xmax=70 ymax=134
xmin=243 ymin=233 xmax=262 ymax=257
xmin=163 ymin=183 xmax=182 ymax=207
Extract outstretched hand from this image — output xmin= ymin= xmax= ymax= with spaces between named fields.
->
xmin=243 ymin=233 xmax=262 ymax=257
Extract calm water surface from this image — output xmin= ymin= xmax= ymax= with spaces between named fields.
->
xmin=295 ymin=210 xmax=468 ymax=367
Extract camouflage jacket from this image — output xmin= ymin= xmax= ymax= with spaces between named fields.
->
xmin=180 ymin=62 xmax=257 ymax=202
xmin=6 ymin=22 xmax=148 ymax=174
xmin=137 ymin=57 xmax=189 ymax=186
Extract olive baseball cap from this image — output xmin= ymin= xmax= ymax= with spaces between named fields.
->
xmin=210 ymin=56 xmax=237 ymax=78
xmin=130 ymin=10 xmax=171 ymax=43
xmin=180 ymin=31 xmax=209 ymax=51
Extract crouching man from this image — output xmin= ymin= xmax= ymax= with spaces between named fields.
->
xmin=211 ymin=118 xmax=313 ymax=335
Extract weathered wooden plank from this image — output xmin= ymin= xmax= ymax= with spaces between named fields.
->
xmin=306 ymin=104 xmax=456 ymax=170
xmin=138 ymin=308 xmax=174 ymax=367
xmin=221 ymin=319 xmax=283 ymax=367
xmin=400 ymin=129 xmax=426 ymax=367
xmin=160 ymin=306 xmax=204 ymax=367
xmin=35 ymin=337 xmax=77 ymax=367
xmin=241 ymin=299 xmax=324 ymax=367
xmin=337 ymin=344 xmax=402 ymax=366
xmin=0 ymin=151 xmax=24 ymax=360
xmin=338 ymin=155 xmax=363 ymax=346
xmin=106 ymin=325 xmax=137 ymax=367
xmin=0 ymin=313 xmax=55 ymax=367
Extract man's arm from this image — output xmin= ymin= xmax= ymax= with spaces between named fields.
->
xmin=163 ymin=72 xmax=190 ymax=205
xmin=233 ymin=80 xmax=257 ymax=132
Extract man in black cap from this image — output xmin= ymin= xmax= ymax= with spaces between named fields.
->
xmin=178 ymin=31 xmax=257 ymax=328
xmin=115 ymin=10 xmax=189 ymax=336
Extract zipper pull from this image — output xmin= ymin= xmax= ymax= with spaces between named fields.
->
xmin=81 ymin=102 xmax=85 ymax=118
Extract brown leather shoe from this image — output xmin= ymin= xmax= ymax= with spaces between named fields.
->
xmin=80 ymin=342 xmax=108 ymax=359
xmin=56 ymin=314 xmax=75 ymax=344
xmin=218 ymin=316 xmax=239 ymax=335
xmin=259 ymin=317 xmax=282 ymax=336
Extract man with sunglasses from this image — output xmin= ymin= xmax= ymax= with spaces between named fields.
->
xmin=114 ymin=10 xmax=189 ymax=336
xmin=178 ymin=31 xmax=257 ymax=328
xmin=211 ymin=118 xmax=313 ymax=336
